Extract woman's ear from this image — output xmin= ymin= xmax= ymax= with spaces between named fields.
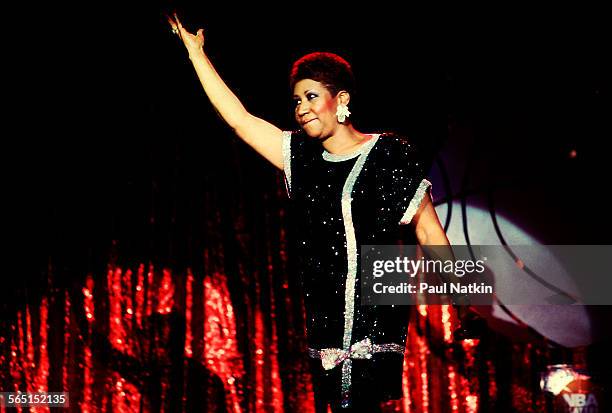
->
xmin=337 ymin=91 xmax=350 ymax=106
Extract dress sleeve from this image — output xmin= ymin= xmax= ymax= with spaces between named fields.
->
xmin=376 ymin=134 xmax=432 ymax=225
xmin=397 ymin=138 xmax=431 ymax=225
xmin=281 ymin=131 xmax=293 ymax=198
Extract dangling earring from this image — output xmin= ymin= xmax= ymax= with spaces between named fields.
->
xmin=336 ymin=103 xmax=351 ymax=123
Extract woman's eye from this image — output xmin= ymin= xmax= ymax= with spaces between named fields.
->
xmin=307 ymin=93 xmax=317 ymax=100
xmin=293 ymin=99 xmax=301 ymax=107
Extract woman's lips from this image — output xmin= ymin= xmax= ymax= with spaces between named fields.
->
xmin=302 ymin=119 xmax=316 ymax=126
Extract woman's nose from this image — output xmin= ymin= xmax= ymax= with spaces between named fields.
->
xmin=297 ymin=101 xmax=310 ymax=116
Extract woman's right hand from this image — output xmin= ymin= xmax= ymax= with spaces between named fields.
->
xmin=168 ymin=13 xmax=205 ymax=57
xmin=165 ymin=12 xmax=284 ymax=170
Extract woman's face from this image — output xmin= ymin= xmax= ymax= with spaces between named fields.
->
xmin=292 ymin=79 xmax=339 ymax=139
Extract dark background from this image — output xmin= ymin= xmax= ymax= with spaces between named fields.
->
xmin=3 ymin=4 xmax=611 ymax=410
xmin=8 ymin=3 xmax=610 ymax=302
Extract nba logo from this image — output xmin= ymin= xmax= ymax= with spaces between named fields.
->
xmin=562 ymin=393 xmax=598 ymax=413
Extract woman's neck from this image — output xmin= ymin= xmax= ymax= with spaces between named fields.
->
xmin=322 ymin=125 xmax=371 ymax=155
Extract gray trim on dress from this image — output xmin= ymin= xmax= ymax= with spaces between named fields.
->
xmin=399 ymin=179 xmax=432 ymax=225
xmin=338 ymin=135 xmax=380 ymax=407
xmin=282 ymin=131 xmax=292 ymax=197
xmin=322 ymin=134 xmax=379 ymax=162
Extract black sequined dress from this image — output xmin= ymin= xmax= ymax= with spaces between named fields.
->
xmin=282 ymin=131 xmax=431 ymax=408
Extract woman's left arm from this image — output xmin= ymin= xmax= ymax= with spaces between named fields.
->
xmin=411 ymin=192 xmax=464 ymax=287
xmin=411 ymin=192 xmax=448 ymax=246
xmin=411 ymin=194 xmax=486 ymax=338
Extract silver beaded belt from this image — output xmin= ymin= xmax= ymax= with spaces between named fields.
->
xmin=308 ymin=337 xmax=404 ymax=408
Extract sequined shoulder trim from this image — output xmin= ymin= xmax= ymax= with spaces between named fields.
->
xmin=399 ymin=179 xmax=432 ymax=225
xmin=282 ymin=131 xmax=292 ymax=197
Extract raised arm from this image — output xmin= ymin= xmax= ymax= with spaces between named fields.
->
xmin=169 ymin=14 xmax=284 ymax=170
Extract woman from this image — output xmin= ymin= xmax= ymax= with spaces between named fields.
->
xmin=168 ymin=15 xmax=475 ymax=412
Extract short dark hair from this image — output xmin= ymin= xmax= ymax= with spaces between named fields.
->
xmin=289 ymin=52 xmax=355 ymax=98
